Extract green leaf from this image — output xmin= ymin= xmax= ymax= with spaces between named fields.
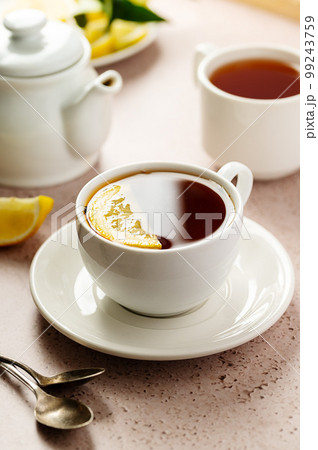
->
xmin=113 ymin=0 xmax=165 ymax=23
xmin=74 ymin=13 xmax=87 ymax=28
xmin=99 ymin=0 xmax=165 ymax=24
xmin=98 ymin=0 xmax=113 ymax=19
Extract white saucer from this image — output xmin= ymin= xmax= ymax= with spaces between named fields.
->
xmin=29 ymin=219 xmax=294 ymax=361
xmin=91 ymin=24 xmax=158 ymax=68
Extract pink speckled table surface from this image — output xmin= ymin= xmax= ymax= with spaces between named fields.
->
xmin=0 ymin=0 xmax=299 ymax=448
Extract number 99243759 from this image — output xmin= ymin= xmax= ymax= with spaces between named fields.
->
xmin=305 ymin=16 xmax=315 ymax=79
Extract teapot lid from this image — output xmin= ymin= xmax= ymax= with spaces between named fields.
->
xmin=0 ymin=9 xmax=84 ymax=77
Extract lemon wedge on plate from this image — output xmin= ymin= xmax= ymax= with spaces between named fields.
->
xmin=90 ymin=19 xmax=149 ymax=58
xmin=84 ymin=16 xmax=109 ymax=43
xmin=130 ymin=0 xmax=148 ymax=5
xmin=87 ymin=185 xmax=162 ymax=249
xmin=91 ymin=32 xmax=115 ymax=58
xmin=0 ymin=196 xmax=54 ymax=246
xmin=110 ymin=19 xmax=148 ymax=51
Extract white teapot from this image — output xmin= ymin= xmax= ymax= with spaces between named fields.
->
xmin=0 ymin=9 xmax=122 ymax=187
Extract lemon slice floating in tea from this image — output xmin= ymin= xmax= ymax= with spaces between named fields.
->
xmin=87 ymin=185 xmax=162 ymax=249
xmin=0 ymin=196 xmax=54 ymax=246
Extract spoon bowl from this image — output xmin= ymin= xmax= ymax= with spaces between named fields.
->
xmin=1 ymin=362 xmax=94 ymax=429
xmin=0 ymin=354 xmax=104 ymax=387
xmin=31 ymin=367 xmax=105 ymax=388
xmin=35 ymin=391 xmax=93 ymax=429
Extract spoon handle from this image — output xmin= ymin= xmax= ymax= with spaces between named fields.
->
xmin=0 ymin=354 xmax=39 ymax=384
xmin=0 ymin=361 xmax=39 ymax=394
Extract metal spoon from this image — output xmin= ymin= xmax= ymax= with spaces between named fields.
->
xmin=0 ymin=354 xmax=104 ymax=387
xmin=0 ymin=362 xmax=94 ymax=429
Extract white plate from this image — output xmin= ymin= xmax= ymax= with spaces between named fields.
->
xmin=91 ymin=23 xmax=158 ymax=68
xmin=0 ymin=1 xmax=158 ymax=69
xmin=29 ymin=219 xmax=294 ymax=361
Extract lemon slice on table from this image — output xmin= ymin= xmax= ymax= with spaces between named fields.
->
xmin=0 ymin=196 xmax=54 ymax=246
xmin=87 ymin=185 xmax=162 ymax=249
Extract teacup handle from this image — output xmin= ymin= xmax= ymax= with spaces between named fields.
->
xmin=218 ymin=162 xmax=253 ymax=206
xmin=194 ymin=42 xmax=217 ymax=84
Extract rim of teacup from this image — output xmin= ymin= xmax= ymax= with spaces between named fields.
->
xmin=198 ymin=43 xmax=300 ymax=106
xmin=76 ymin=161 xmax=243 ymax=254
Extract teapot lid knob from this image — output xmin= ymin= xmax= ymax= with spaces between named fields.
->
xmin=4 ymin=9 xmax=47 ymax=38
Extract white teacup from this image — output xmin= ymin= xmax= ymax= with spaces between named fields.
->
xmin=76 ymin=161 xmax=253 ymax=317
xmin=195 ymin=43 xmax=300 ymax=180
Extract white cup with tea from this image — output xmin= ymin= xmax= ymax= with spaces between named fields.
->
xmin=195 ymin=43 xmax=300 ymax=180
xmin=76 ymin=161 xmax=253 ymax=317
